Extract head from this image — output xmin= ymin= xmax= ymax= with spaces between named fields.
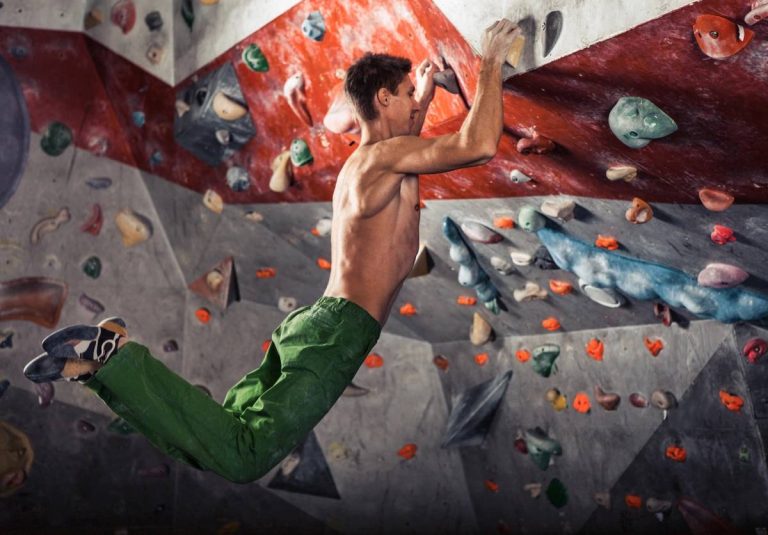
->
xmin=345 ymin=53 xmax=418 ymax=136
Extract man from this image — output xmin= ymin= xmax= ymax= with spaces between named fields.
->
xmin=23 ymin=19 xmax=521 ymax=483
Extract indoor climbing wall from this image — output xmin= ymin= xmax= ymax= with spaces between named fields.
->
xmin=1 ymin=0 xmax=768 ymax=533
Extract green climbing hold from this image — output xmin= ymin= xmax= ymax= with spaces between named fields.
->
xmin=524 ymin=427 xmax=562 ymax=470
xmin=40 ymin=122 xmax=73 ymax=156
xmin=546 ymin=478 xmax=568 ymax=508
xmin=518 ymin=205 xmax=546 ymax=232
xmin=82 ymin=256 xmax=102 ymax=279
xmin=108 ymin=417 xmax=136 ymax=435
xmin=181 ymin=0 xmax=194 ymax=30
xmin=739 ymin=445 xmax=750 ymax=463
xmin=532 ymin=344 xmax=560 ymax=378
xmin=290 ymin=138 xmax=313 ymax=166
xmin=242 ymin=44 xmax=269 ymax=72
xmin=484 ymin=298 xmax=500 ymax=315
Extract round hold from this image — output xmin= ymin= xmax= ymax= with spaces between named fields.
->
xmin=606 ymin=165 xmax=637 ymax=182
xmin=629 ymin=393 xmax=649 ymax=408
xmin=145 ymin=11 xmax=163 ymax=31
xmin=697 ymin=263 xmax=748 ymax=288
xmin=518 ymin=206 xmax=545 ymax=232
xmin=110 ymin=0 xmax=136 ymax=34
xmin=290 ymin=139 xmax=313 ymax=166
xmin=212 ymin=92 xmax=248 ymax=121
xmin=82 ymin=256 xmax=102 ymax=279
xmin=226 ymin=166 xmax=250 ymax=192
xmin=205 ymin=269 xmax=224 ymax=291
xmin=114 ymin=209 xmax=152 ymax=247
xmin=742 ymin=338 xmax=767 ymax=364
xmin=579 ymin=280 xmax=625 ymax=308
xmin=40 ymin=122 xmax=73 ymax=156
xmin=608 ymin=96 xmax=677 ymax=149
xmin=651 ymin=389 xmax=677 ymax=410
xmin=594 ymin=385 xmax=621 ymax=410
xmin=509 ymin=169 xmax=532 ymax=183
xmin=698 ymin=188 xmax=734 ymax=211
xmin=625 ymin=197 xmax=653 ymax=224
xmin=301 ymin=11 xmax=326 ymax=41
xmin=693 ymin=15 xmax=754 ymax=59
xmin=710 ymin=224 xmax=736 ymax=245
xmin=278 ymin=297 xmax=297 ymax=313
xmin=202 ymin=189 xmax=224 ymax=214
xmin=242 ymin=43 xmax=269 ymax=72
xmin=490 ymin=256 xmax=514 ymax=275
xmin=146 ymin=44 xmax=164 ymax=65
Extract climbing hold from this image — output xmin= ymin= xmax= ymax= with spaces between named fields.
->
xmin=163 ymin=340 xmax=178 ymax=352
xmin=533 ymin=246 xmax=558 ymax=270
xmin=644 ymin=337 xmax=664 ymax=356
xmin=132 ymin=111 xmax=145 ymax=128
xmin=181 ymin=0 xmax=194 ymax=30
xmin=742 ymin=338 xmax=767 ymax=364
xmin=278 ymin=297 xmax=297 ymax=313
xmin=629 ymin=393 xmax=649 ymax=408
xmin=225 ymin=166 xmax=250 ymax=192
xmin=215 ymin=129 xmax=230 ymax=145
xmin=606 ymin=165 xmax=637 ymax=182
xmin=301 ymin=11 xmax=326 ymax=41
xmin=585 ymin=338 xmax=604 ymax=361
xmin=313 ymin=218 xmax=333 ymax=237
xmin=540 ymin=198 xmax=575 ymax=221
xmin=509 ymin=248 xmax=534 ymax=266
xmin=269 ymin=150 xmax=293 ymax=193
xmin=654 ymin=303 xmax=672 ymax=326
xmin=541 ymin=317 xmax=561 ymax=331
xmin=202 ymin=189 xmax=224 ymax=214
xmin=513 ymin=281 xmax=547 ymax=302
xmin=719 ymin=390 xmax=744 ymax=412
xmin=532 ymin=345 xmax=560 ymax=377
xmin=594 ymin=492 xmax=611 ymax=510
xmin=665 ymin=444 xmax=686 ymax=462
xmin=524 ymin=427 xmax=562 ymax=470
xmin=518 ymin=206 xmax=545 ymax=232
xmin=509 ymin=169 xmax=533 ymax=183
xmin=647 ymin=498 xmax=672 ymax=514
xmin=283 ymin=73 xmax=313 ymax=127
xmin=342 ymin=383 xmax=368 ymax=397
xmin=146 ymin=43 xmax=164 ymax=65
xmin=364 ymin=353 xmax=383 ymax=368
xmin=522 ymin=483 xmax=542 ymax=499
xmin=195 ymin=307 xmax=211 ymax=324
xmin=189 ymin=257 xmax=240 ymax=311
xmin=149 ymin=150 xmax=163 ymax=166
xmin=710 ymin=224 xmax=736 ymax=245
xmin=75 ymin=419 xmax=95 ymax=434
xmin=80 ymin=204 xmax=103 ymax=236
xmin=398 ymin=443 xmax=417 ymax=460
xmin=625 ymin=495 xmax=643 ymax=509
xmin=514 ymin=438 xmax=528 ymax=454
xmin=517 ymin=133 xmax=556 ymax=155
xmin=175 ymin=100 xmax=190 ymax=118
xmin=572 ymin=392 xmax=591 ymax=413
xmin=110 ymin=0 xmax=136 ymax=34
xmin=579 ymin=281 xmax=625 ymax=308
xmin=290 ymin=139 xmax=313 ymax=166
xmin=442 ymin=371 xmax=513 ymax=448
xmin=256 ymin=267 xmax=276 ymax=279
xmin=609 ymin=97 xmax=677 ymax=149
xmin=114 ymin=209 xmax=152 ymax=246
xmin=697 ymin=263 xmax=748 ymax=288
xmin=0 ymin=330 xmax=13 ymax=349
xmin=746 ymin=0 xmax=768 ymax=24
xmin=470 ymin=313 xmax=493 ymax=345
xmin=457 ymin=295 xmax=477 ymax=306
xmin=484 ymin=479 xmax=499 ymax=492
xmin=594 ymin=386 xmax=621 ymax=410
xmin=30 ymin=208 xmax=71 ymax=245
xmin=35 ymin=382 xmax=54 ymax=408
xmin=242 ymin=43 xmax=269 ymax=72
xmin=546 ymin=478 xmax=568 ymax=508
xmin=316 ymin=258 xmax=332 ymax=270
xmin=505 ymin=33 xmax=526 ymax=68
xmin=145 ymin=11 xmax=163 ymax=31
xmin=40 ymin=122 xmax=72 ymax=156
xmin=651 ymin=390 xmax=677 ymax=410
xmin=490 ymin=256 xmax=514 ymax=275
xmin=82 ymin=256 xmax=101 ymax=279
xmin=549 ymin=279 xmax=572 ymax=295
xmin=433 ymin=68 xmax=460 ymax=94
xmin=408 ymin=243 xmax=432 ymax=278
xmin=698 ymin=188 xmax=734 ymax=211
xmin=78 ymin=293 xmax=104 ymax=315
xmin=546 ymin=388 xmax=568 ymax=411
xmin=516 ymin=349 xmax=531 ymax=363
xmin=244 ymin=211 xmax=263 ymax=223
xmin=0 ymin=278 xmax=67 ymax=328
xmin=693 ymin=15 xmax=753 ymax=59
xmin=544 ymin=10 xmax=564 ymax=57
xmin=493 ymin=216 xmax=515 ymax=229
xmin=399 ymin=303 xmax=417 ymax=316
xmin=739 ymin=444 xmax=750 ymax=462
xmin=474 ymin=352 xmax=489 ymax=366
xmin=86 ymin=177 xmax=112 ymax=189
xmin=625 ymin=197 xmax=653 ymax=224
xmin=84 ymin=9 xmax=103 ymax=29
xmin=212 ymin=92 xmax=248 ymax=121
xmin=595 ymin=235 xmax=619 ymax=250
xmin=433 ymin=355 xmax=449 ymax=370
xmin=460 ymin=221 xmax=503 ymax=243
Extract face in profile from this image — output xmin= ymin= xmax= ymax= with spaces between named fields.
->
xmin=382 ymin=75 xmax=419 ymax=136
xmin=608 ymin=97 xmax=678 ymax=149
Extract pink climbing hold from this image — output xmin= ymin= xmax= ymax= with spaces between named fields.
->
xmin=516 ymin=132 xmax=555 ymax=154
xmin=710 ymin=225 xmax=736 ymax=245
xmin=697 ymin=263 xmax=749 ymax=288
xmin=746 ymin=0 xmax=768 ymax=25
xmin=743 ymin=338 xmax=767 ymax=364
xmin=283 ymin=73 xmax=313 ymax=127
xmin=110 ymin=0 xmax=137 ymax=34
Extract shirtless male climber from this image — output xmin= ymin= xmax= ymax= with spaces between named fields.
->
xmin=22 ymin=19 xmax=521 ymax=483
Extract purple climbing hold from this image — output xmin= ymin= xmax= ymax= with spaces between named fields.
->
xmin=35 ymin=382 xmax=54 ymax=408
xmin=460 ymin=220 xmax=503 ymax=244
xmin=697 ymin=263 xmax=749 ymax=288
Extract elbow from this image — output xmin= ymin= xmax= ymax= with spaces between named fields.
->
xmin=476 ymin=143 xmax=498 ymax=164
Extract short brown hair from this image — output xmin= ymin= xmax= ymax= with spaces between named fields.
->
xmin=344 ymin=53 xmax=411 ymax=121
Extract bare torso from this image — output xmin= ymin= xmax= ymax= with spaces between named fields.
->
xmin=323 ymin=146 xmax=420 ymax=325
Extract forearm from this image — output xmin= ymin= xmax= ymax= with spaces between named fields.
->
xmin=459 ymin=58 xmax=503 ymax=154
xmin=410 ymin=94 xmax=433 ymax=136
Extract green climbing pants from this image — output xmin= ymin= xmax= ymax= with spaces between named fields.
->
xmin=85 ymin=297 xmax=381 ymax=483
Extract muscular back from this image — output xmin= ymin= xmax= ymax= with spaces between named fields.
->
xmin=323 ymin=145 xmax=421 ymax=325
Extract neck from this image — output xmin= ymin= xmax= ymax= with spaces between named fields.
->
xmin=359 ymin=118 xmax=395 ymax=146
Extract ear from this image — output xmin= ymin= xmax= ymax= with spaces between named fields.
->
xmin=375 ymin=87 xmax=391 ymax=109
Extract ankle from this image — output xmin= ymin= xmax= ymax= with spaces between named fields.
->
xmin=62 ymin=359 xmax=102 ymax=379
xmin=117 ymin=337 xmax=130 ymax=350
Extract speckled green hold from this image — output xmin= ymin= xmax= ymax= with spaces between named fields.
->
xmin=108 ymin=416 xmax=136 ymax=435
xmin=82 ymin=256 xmax=101 ymax=279
xmin=40 ymin=122 xmax=73 ymax=156
xmin=181 ymin=0 xmax=194 ymax=30
xmin=532 ymin=344 xmax=560 ymax=378
xmin=290 ymin=138 xmax=313 ymax=166
xmin=518 ymin=205 xmax=546 ymax=232
xmin=546 ymin=478 xmax=568 ymax=508
xmin=242 ymin=44 xmax=269 ymax=72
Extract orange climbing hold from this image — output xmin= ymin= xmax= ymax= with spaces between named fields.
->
xmin=256 ymin=267 xmax=276 ymax=278
xmin=595 ymin=235 xmax=619 ymax=250
xmin=399 ymin=303 xmax=417 ymax=316
xmin=310 ymin=227 xmax=320 ymax=236
xmin=516 ymin=349 xmax=531 ymax=363
xmin=195 ymin=307 xmax=211 ymax=324
xmin=542 ymin=317 xmax=561 ymax=331
xmin=493 ymin=216 xmax=515 ymax=229
xmin=365 ymin=353 xmax=384 ymax=368
xmin=711 ymin=224 xmax=736 ymax=245
xmin=625 ymin=495 xmax=643 ymax=509
xmin=644 ymin=337 xmax=664 ymax=357
xmin=484 ymin=479 xmax=500 ymax=492
xmin=573 ymin=392 xmax=591 ymax=413
xmin=316 ymin=257 xmax=332 ymax=270
xmin=474 ymin=352 xmax=489 ymax=366
xmin=398 ymin=443 xmax=417 ymax=460
xmin=261 ymin=339 xmax=271 ymax=353
xmin=719 ymin=390 xmax=744 ymax=412
xmin=549 ymin=279 xmax=573 ymax=295
xmin=457 ymin=295 xmax=477 ymax=306
xmin=586 ymin=338 xmax=604 ymax=361
xmin=665 ymin=445 xmax=687 ymax=462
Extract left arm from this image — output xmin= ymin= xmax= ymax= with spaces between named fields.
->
xmin=410 ymin=59 xmax=436 ymax=136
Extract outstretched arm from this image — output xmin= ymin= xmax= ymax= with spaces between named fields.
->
xmin=410 ymin=59 xmax=436 ymax=136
